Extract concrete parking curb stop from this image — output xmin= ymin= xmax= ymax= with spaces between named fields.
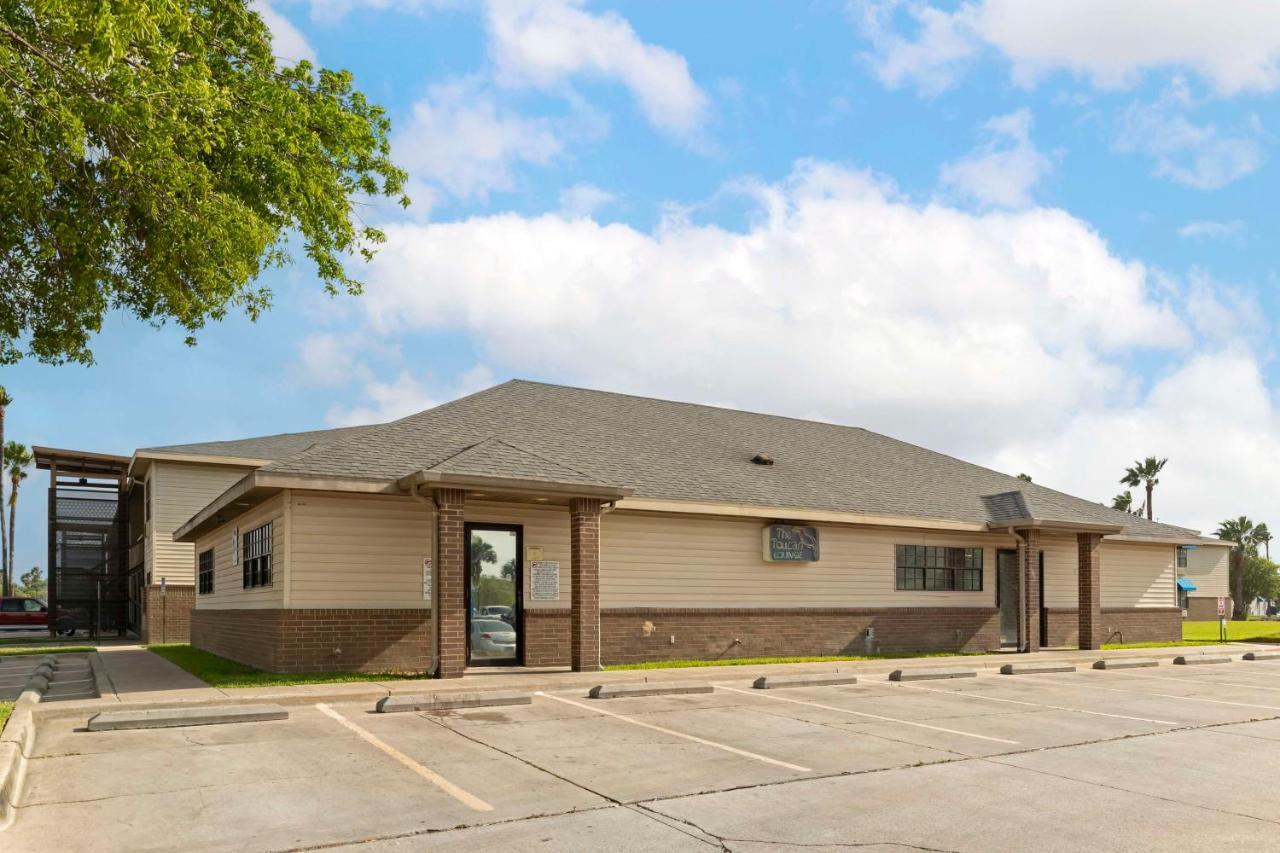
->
xmin=999 ymin=663 xmax=1076 ymax=675
xmin=376 ymin=691 xmax=532 ymax=713
xmin=1173 ymin=655 xmax=1232 ymax=666
xmin=0 ymin=700 xmax=37 ymax=832
xmin=588 ymin=682 xmax=714 ymax=699
xmin=86 ymin=704 xmax=290 ymax=732
xmin=1243 ymin=651 xmax=1280 ymax=661
xmin=753 ymin=674 xmax=859 ymax=689
xmin=1093 ymin=658 xmax=1159 ymax=670
xmin=889 ymin=668 xmax=977 ymax=682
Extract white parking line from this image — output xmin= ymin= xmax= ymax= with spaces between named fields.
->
xmin=888 ymin=682 xmax=1178 ymax=726
xmin=1108 ymin=671 xmax=1280 ymax=694
xmin=1028 ymin=678 xmax=1280 ymax=713
xmin=539 ymin=692 xmax=812 ymax=773
xmin=315 ymin=703 xmax=493 ymax=812
xmin=715 ymin=684 xmax=1020 ymax=745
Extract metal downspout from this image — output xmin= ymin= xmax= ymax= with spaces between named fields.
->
xmin=1007 ymin=527 xmax=1028 ymax=654
xmin=408 ymin=484 xmax=441 ymax=678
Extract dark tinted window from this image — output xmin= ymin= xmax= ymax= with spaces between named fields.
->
xmin=0 ymin=599 xmax=21 ymax=612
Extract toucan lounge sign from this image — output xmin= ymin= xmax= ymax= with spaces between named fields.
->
xmin=764 ymin=524 xmax=819 ymax=562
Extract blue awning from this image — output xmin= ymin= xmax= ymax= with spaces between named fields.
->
xmin=1177 ymin=577 xmax=1198 ymax=592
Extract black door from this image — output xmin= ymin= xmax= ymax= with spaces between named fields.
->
xmin=465 ymin=523 xmax=523 ymax=667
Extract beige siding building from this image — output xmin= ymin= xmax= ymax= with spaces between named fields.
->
xmin=141 ymin=380 xmax=1230 ymax=676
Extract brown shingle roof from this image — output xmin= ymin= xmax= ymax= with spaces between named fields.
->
xmin=140 ymin=424 xmax=376 ymax=462
xmin=257 ymin=380 xmax=1198 ymax=540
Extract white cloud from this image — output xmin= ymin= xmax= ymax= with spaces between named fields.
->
xmin=1178 ymin=220 xmax=1246 ymax=240
xmin=1115 ymin=88 xmax=1263 ymax=190
xmin=485 ymin=0 xmax=709 ymax=140
xmin=393 ymin=77 xmax=563 ymax=201
xmin=325 ymin=365 xmax=494 ymax=426
xmin=990 ymin=351 xmax=1280 ymax=534
xmin=855 ymin=0 xmax=1280 ymax=96
xmin=938 ymin=109 xmax=1052 ymax=208
xmin=557 ymin=183 xmax=616 ymax=217
xmin=253 ymin=1 xmax=318 ymax=65
xmin=855 ymin=0 xmax=982 ymax=96
xmin=347 ymin=160 xmax=1191 ymax=458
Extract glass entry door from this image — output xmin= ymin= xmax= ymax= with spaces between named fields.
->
xmin=466 ymin=523 xmax=522 ymax=666
xmin=997 ymin=549 xmax=1019 ymax=648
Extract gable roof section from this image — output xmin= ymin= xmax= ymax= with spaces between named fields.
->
xmin=427 ymin=437 xmax=611 ymax=486
xmin=257 ymin=380 xmax=1199 ymax=540
xmin=139 ymin=424 xmax=376 ymax=463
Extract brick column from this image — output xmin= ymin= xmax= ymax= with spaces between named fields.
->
xmin=435 ymin=488 xmax=467 ymax=679
xmin=1018 ymin=529 xmax=1041 ymax=653
xmin=1077 ymin=532 xmax=1102 ymax=651
xmin=570 ymin=498 xmax=603 ymax=672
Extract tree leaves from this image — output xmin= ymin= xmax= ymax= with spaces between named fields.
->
xmin=1 ymin=1 xmax=408 ymax=364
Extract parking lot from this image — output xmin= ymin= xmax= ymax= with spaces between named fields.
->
xmin=8 ymin=658 xmax=1280 ymax=851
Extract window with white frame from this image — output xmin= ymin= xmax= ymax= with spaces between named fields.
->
xmin=242 ymin=522 xmax=273 ymax=588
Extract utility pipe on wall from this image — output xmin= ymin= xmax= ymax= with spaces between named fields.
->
xmin=407 ymin=485 xmax=441 ymax=678
xmin=1007 ymin=527 xmax=1028 ymax=654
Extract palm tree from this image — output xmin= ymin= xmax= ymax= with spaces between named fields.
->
xmin=5 ymin=441 xmax=32 ymax=593
xmin=470 ymin=535 xmax=497 ymax=584
xmin=1111 ymin=491 xmax=1134 ymax=513
xmin=0 ymin=386 xmax=10 ymax=596
xmin=1016 ymin=473 xmax=1032 ymax=483
xmin=1216 ymin=516 xmax=1259 ymax=620
xmin=1121 ymin=456 xmax=1167 ymax=521
xmin=1255 ymin=523 xmax=1272 ymax=560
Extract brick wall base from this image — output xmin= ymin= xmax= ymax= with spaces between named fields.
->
xmin=1186 ymin=597 xmax=1226 ymax=621
xmin=192 ymin=609 xmax=431 ymax=673
xmin=195 ymin=604 xmax=1184 ymax=673
xmin=141 ymin=585 xmax=195 ymax=644
xmin=1043 ymin=607 xmax=1182 ymax=647
xmin=509 ymin=607 xmax=1004 ymax=667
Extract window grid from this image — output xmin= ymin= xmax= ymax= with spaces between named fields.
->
xmin=1176 ymin=547 xmax=1188 ymax=569
xmin=895 ymin=545 xmax=983 ymax=591
xmin=242 ymin=522 xmax=273 ymax=589
xmin=197 ymin=549 xmax=214 ymax=595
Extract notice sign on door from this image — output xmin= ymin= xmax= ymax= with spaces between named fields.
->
xmin=422 ymin=557 xmax=432 ymax=600
xmin=530 ymin=560 xmax=560 ymax=601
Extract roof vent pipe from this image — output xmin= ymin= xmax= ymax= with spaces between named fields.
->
xmin=751 ymin=453 xmax=774 ymax=466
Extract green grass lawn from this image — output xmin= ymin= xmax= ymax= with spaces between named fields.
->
xmin=148 ymin=644 xmax=427 ymax=688
xmin=0 ymin=701 xmax=11 ymax=734
xmin=604 ymin=651 xmax=987 ymax=671
xmin=1182 ymin=620 xmax=1280 ymax=642
xmin=0 ymin=645 xmax=95 ymax=657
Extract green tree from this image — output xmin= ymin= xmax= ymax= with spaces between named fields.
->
xmin=1241 ymin=554 xmax=1280 ymax=611
xmin=5 ymin=441 xmax=32 ymax=594
xmin=1 ymin=1 xmax=408 ymax=365
xmin=1216 ymin=516 xmax=1260 ymax=620
xmin=0 ymin=386 xmax=8 ymax=594
xmin=1015 ymin=473 xmax=1032 ymax=483
xmin=500 ymin=558 xmax=516 ymax=581
xmin=1255 ymin=523 xmax=1272 ymax=560
xmin=17 ymin=566 xmax=45 ymax=599
xmin=1111 ymin=490 xmax=1136 ymax=514
xmin=470 ymin=535 xmax=497 ymax=585
xmin=1120 ymin=456 xmax=1167 ymax=521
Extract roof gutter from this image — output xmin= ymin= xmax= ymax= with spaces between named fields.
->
xmin=396 ymin=470 xmax=633 ymax=501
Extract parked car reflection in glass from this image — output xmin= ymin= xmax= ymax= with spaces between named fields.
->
xmin=470 ymin=618 xmax=517 ymax=660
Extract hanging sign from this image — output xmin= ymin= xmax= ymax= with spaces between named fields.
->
xmin=422 ymin=557 xmax=432 ymax=600
xmin=763 ymin=525 xmax=820 ymax=562
xmin=530 ymin=560 xmax=560 ymax=600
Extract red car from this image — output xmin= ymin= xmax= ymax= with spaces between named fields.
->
xmin=0 ymin=597 xmax=48 ymax=631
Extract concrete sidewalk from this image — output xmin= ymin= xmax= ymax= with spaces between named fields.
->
xmin=33 ymin=640 xmax=1270 ymax=720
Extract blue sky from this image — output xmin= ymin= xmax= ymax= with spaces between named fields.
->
xmin=6 ymin=0 xmax=1280 ymax=575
